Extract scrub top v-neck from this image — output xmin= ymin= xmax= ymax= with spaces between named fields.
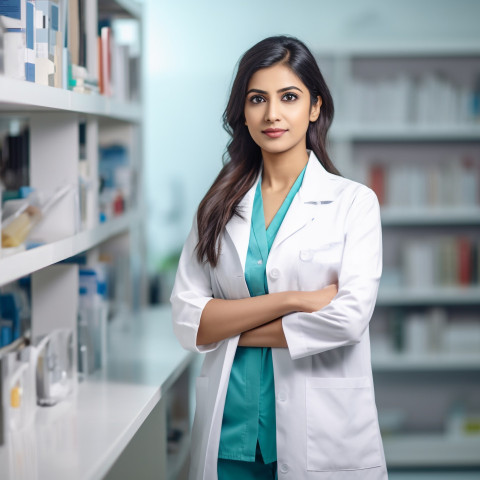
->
xmin=218 ymin=164 xmax=307 ymax=464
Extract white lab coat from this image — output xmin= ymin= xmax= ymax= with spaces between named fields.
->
xmin=171 ymin=151 xmax=388 ymax=479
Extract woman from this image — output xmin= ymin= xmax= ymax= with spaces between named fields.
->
xmin=171 ymin=35 xmax=388 ymax=480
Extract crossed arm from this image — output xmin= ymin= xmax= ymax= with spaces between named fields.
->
xmin=196 ymin=284 xmax=338 ymax=348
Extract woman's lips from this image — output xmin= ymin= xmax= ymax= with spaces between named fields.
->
xmin=262 ymin=128 xmax=287 ymax=138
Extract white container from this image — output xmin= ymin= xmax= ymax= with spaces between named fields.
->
xmin=35 ymin=329 xmax=75 ymax=406
xmin=1 ymin=347 xmax=36 ymax=437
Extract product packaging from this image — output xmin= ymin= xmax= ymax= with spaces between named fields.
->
xmin=77 ymin=267 xmax=109 ymax=378
xmin=35 ymin=329 xmax=75 ymax=406
xmin=1 ymin=184 xmax=73 ymax=250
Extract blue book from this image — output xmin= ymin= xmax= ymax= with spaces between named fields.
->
xmin=25 ymin=0 xmax=35 ymax=81
xmin=0 ymin=0 xmax=22 ymax=23
xmin=1 ymin=1 xmax=25 ymax=80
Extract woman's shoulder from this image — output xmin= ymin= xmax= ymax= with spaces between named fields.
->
xmin=324 ymin=170 xmax=378 ymax=203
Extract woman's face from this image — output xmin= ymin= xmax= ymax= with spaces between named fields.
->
xmin=244 ymin=63 xmax=321 ymax=157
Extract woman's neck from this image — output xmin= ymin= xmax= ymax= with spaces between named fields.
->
xmin=261 ymin=147 xmax=309 ymax=193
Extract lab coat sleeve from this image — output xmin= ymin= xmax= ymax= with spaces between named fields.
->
xmin=282 ymin=186 xmax=382 ymax=360
xmin=170 ymin=218 xmax=222 ymax=354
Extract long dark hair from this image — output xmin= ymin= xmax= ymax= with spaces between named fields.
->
xmin=196 ymin=35 xmax=340 ymax=267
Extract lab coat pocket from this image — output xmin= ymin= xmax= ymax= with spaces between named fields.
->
xmin=297 ymin=240 xmax=343 ymax=289
xmin=306 ymin=376 xmax=383 ymax=471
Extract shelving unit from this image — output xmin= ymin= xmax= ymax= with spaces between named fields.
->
xmin=0 ymin=76 xmax=142 ymax=121
xmin=317 ymin=42 xmax=480 ymax=472
xmin=0 ymin=2 xmax=191 ymax=479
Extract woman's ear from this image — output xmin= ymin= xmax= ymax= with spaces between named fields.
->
xmin=309 ymin=95 xmax=322 ymax=122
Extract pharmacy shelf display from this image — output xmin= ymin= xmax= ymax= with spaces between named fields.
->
xmin=316 ymin=42 xmax=480 ymax=470
xmin=0 ymin=1 xmax=190 ymax=479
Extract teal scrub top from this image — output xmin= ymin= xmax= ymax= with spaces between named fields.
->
xmin=218 ymin=165 xmax=307 ymax=464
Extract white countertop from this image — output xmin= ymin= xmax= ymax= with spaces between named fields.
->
xmin=0 ymin=305 xmax=194 ymax=480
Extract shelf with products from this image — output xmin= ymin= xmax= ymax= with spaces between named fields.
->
xmin=371 ymin=305 xmax=480 ymax=367
xmin=0 ymin=210 xmax=137 ymax=286
xmin=347 ymin=141 xmax=480 ymax=219
xmin=0 ymin=113 xmax=140 ymax=265
xmin=0 ymin=76 xmax=141 ymax=122
xmin=322 ymin=50 xmax=480 ymax=128
xmin=0 ymin=1 xmax=168 ymax=477
xmin=316 ymin=42 xmax=480 ymax=471
xmin=0 ymin=307 xmax=195 ymax=480
xmin=373 ymin=364 xmax=480 ymax=467
xmin=378 ymin=230 xmax=480 ymax=305
xmin=0 ymin=0 xmax=142 ymax=105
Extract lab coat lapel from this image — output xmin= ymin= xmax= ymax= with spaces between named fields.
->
xmin=224 ymin=173 xmax=260 ymax=274
xmin=271 ymin=151 xmax=339 ymax=251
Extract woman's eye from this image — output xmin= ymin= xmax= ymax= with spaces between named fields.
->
xmin=249 ymin=95 xmax=265 ymax=104
xmin=282 ymin=93 xmax=298 ymax=102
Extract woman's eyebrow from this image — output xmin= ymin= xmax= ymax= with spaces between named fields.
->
xmin=246 ymin=86 xmax=303 ymax=95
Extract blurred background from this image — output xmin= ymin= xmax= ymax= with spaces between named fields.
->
xmin=143 ymin=0 xmax=480 ymax=478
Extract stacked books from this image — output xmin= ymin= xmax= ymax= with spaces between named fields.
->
xmin=401 ymin=236 xmax=480 ymax=288
xmin=349 ymin=72 xmax=480 ymax=125
xmin=367 ymin=156 xmax=480 ymax=208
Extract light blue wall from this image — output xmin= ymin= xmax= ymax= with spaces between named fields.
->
xmin=143 ymin=0 xmax=480 ymax=269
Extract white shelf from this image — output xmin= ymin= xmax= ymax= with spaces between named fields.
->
xmin=0 ymin=76 xmax=141 ymax=122
xmin=380 ymin=207 xmax=480 ymax=226
xmin=377 ymin=286 xmax=480 ymax=306
xmin=383 ymin=433 xmax=480 ymax=467
xmin=316 ymin=40 xmax=480 ymax=57
xmin=0 ymin=212 xmax=136 ymax=286
xmin=329 ymin=123 xmax=480 ymax=141
xmin=372 ymin=352 xmax=480 ymax=371
xmin=0 ymin=306 xmax=193 ymax=480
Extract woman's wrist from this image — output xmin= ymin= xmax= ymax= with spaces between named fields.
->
xmin=238 ymin=318 xmax=288 ymax=348
xmin=279 ymin=291 xmax=298 ymax=315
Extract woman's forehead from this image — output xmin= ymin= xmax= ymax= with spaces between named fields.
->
xmin=247 ymin=64 xmax=305 ymax=92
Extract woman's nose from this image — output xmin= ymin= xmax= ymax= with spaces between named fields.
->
xmin=265 ymin=100 xmax=281 ymax=123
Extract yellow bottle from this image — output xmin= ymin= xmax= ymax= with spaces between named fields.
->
xmin=1 ymin=205 xmax=42 ymax=248
xmin=10 ymin=383 xmax=22 ymax=408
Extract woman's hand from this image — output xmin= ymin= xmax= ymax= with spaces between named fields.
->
xmin=291 ymin=283 xmax=338 ymax=313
